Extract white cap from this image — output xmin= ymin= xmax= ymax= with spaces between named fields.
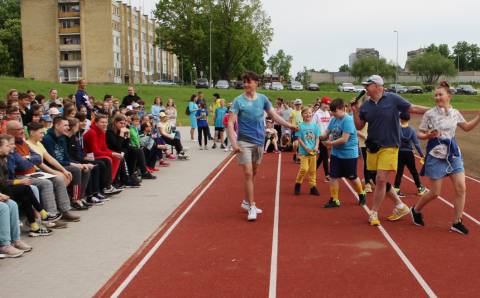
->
xmin=49 ymin=107 xmax=60 ymax=115
xmin=293 ymin=98 xmax=303 ymax=105
xmin=362 ymin=75 xmax=384 ymax=86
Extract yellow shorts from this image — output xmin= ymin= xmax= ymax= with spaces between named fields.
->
xmin=366 ymin=147 xmax=399 ymax=171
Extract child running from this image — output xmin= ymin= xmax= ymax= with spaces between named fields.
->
xmin=293 ymin=107 xmax=320 ymax=196
xmin=393 ymin=111 xmax=427 ymax=197
xmin=228 ymin=71 xmax=297 ymax=221
xmin=321 ymin=98 xmax=366 ymax=207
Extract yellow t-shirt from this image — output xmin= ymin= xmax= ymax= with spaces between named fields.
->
xmin=289 ymin=109 xmax=303 ymax=126
xmin=26 ymin=139 xmax=47 ymax=160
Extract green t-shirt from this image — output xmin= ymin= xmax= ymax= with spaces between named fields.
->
xmin=129 ymin=126 xmax=140 ymax=148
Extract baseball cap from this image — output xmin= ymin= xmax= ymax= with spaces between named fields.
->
xmin=132 ymin=102 xmax=140 ymax=108
xmin=293 ymin=98 xmax=303 ymax=105
xmin=320 ymin=96 xmax=331 ymax=105
xmin=49 ymin=107 xmax=60 ymax=115
xmin=41 ymin=114 xmax=53 ymax=122
xmin=362 ymin=75 xmax=384 ymax=86
xmin=159 ymin=111 xmax=167 ymax=118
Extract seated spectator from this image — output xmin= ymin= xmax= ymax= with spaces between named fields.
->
xmin=6 ymin=120 xmax=78 ymax=224
xmin=0 ymin=134 xmax=53 ymax=237
xmin=157 ymin=112 xmax=189 ymax=159
xmin=0 ymin=193 xmax=32 ymax=258
xmin=40 ymin=117 xmax=92 ymax=210
xmin=18 ymin=93 xmax=33 ymax=125
xmin=139 ymin=121 xmax=169 ymax=171
xmin=126 ymin=112 xmax=155 ymax=179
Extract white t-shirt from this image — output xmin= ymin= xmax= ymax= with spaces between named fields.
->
xmin=419 ymin=106 xmax=465 ymax=159
xmin=312 ymin=109 xmax=331 ymax=133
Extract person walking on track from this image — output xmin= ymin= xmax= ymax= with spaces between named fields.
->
xmin=411 ymin=81 xmax=480 ymax=235
xmin=228 ymin=71 xmax=297 ymax=221
xmin=351 ymin=75 xmax=428 ymax=226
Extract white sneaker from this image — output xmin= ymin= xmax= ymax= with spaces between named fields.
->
xmin=241 ymin=200 xmax=263 ymax=213
xmin=224 ymin=148 xmax=229 ymax=152
xmin=204 ymin=146 xmax=208 ymax=150
xmin=247 ymin=206 xmax=257 ymax=221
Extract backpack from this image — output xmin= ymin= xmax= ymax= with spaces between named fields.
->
xmin=185 ymin=105 xmax=190 ymax=116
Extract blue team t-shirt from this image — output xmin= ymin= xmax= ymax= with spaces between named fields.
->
xmin=196 ymin=108 xmax=209 ymax=127
xmin=214 ymin=107 xmax=228 ymax=128
xmin=231 ymin=93 xmax=272 ymax=146
xmin=328 ymin=114 xmax=359 ymax=159
xmin=298 ymin=122 xmax=320 ymax=156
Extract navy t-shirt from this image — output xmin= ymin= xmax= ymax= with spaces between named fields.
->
xmin=359 ymin=92 xmax=411 ymax=148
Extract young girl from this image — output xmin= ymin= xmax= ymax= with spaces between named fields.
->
xmin=196 ymin=102 xmax=209 ymax=150
xmin=293 ymin=107 xmax=320 ymax=196
xmin=151 ymin=97 xmax=165 ymax=123
xmin=412 ymin=81 xmax=480 ymax=235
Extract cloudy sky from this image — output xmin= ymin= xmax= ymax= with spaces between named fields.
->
xmin=136 ymin=0 xmax=479 ymax=75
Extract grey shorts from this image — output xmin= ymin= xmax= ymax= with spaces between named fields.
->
xmin=237 ymin=140 xmax=264 ymax=165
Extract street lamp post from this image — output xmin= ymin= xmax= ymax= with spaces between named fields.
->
xmin=394 ymin=30 xmax=399 ymax=85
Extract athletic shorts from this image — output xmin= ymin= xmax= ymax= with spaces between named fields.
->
xmin=237 ymin=140 xmax=264 ymax=165
xmin=329 ymin=155 xmax=358 ymax=179
xmin=215 ymin=127 xmax=225 ymax=132
xmin=367 ymin=147 xmax=399 ymax=172
xmin=292 ymin=131 xmax=299 ymax=141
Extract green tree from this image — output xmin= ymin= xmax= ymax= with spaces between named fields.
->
xmin=339 ymin=64 xmax=350 ymax=72
xmin=295 ymin=66 xmax=311 ymax=86
xmin=350 ymin=57 xmax=396 ymax=82
xmin=0 ymin=0 xmax=22 ymax=76
xmin=451 ymin=41 xmax=480 ymax=71
xmin=154 ymin=0 xmax=273 ymax=81
xmin=409 ymin=52 xmax=457 ymax=85
xmin=267 ymin=49 xmax=293 ymax=80
xmin=425 ymin=43 xmax=450 ymax=58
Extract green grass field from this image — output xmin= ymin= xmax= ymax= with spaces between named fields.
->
xmin=1 ymin=76 xmax=479 ymax=125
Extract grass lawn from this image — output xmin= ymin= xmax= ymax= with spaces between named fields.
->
xmin=1 ymin=76 xmax=479 ymax=125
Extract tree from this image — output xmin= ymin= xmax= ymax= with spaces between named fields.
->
xmin=295 ymin=66 xmax=311 ymax=86
xmin=0 ymin=0 xmax=22 ymax=76
xmin=154 ymin=0 xmax=273 ymax=81
xmin=409 ymin=52 xmax=457 ymax=85
xmin=267 ymin=49 xmax=292 ymax=80
xmin=451 ymin=41 xmax=480 ymax=71
xmin=339 ymin=64 xmax=350 ymax=72
xmin=350 ymin=57 xmax=396 ymax=82
xmin=425 ymin=43 xmax=450 ymax=58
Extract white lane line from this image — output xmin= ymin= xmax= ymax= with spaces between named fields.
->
xmin=268 ymin=154 xmax=282 ymax=298
xmin=341 ymin=178 xmax=437 ymax=298
xmin=402 ymin=175 xmax=480 ymax=226
xmin=413 ymin=154 xmax=480 ymax=184
xmin=111 ymin=155 xmax=236 ymax=298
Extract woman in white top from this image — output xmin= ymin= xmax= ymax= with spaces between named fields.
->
xmin=412 ymin=81 xmax=480 ymax=235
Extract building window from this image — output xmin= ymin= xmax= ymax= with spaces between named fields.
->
xmin=60 ymin=19 xmax=80 ymax=28
xmin=61 ymin=36 xmax=80 ymax=45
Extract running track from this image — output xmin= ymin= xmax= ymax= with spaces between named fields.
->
xmin=96 ymin=153 xmax=480 ymax=297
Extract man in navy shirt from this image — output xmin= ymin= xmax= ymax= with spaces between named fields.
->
xmin=351 ymin=75 xmax=428 ymax=226
xmin=75 ymin=79 xmax=93 ymax=119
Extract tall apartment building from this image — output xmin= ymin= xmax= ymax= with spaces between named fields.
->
xmin=348 ymin=48 xmax=380 ymax=67
xmin=21 ymin=0 xmax=180 ymax=84
xmin=404 ymin=48 xmax=426 ymax=71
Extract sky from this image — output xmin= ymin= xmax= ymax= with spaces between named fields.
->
xmin=137 ymin=0 xmax=479 ymax=75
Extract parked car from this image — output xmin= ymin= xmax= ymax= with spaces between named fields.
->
xmin=215 ymin=80 xmax=229 ymax=89
xmin=338 ymin=83 xmax=355 ymax=92
xmin=271 ymin=82 xmax=284 ymax=90
xmin=353 ymin=85 xmax=365 ymax=93
xmin=234 ymin=81 xmax=244 ymax=89
xmin=263 ymin=82 xmax=271 ymax=90
xmin=456 ymin=85 xmax=478 ymax=95
xmin=195 ymin=78 xmax=209 ymax=89
xmin=387 ymin=84 xmax=408 ymax=93
xmin=407 ymin=86 xmax=423 ymax=94
xmin=288 ymin=81 xmax=304 ymax=91
xmin=449 ymin=87 xmax=457 ymax=94
xmin=152 ymin=80 xmax=176 ymax=86
xmin=307 ymin=83 xmax=320 ymax=91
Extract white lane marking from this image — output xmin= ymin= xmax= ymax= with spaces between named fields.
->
xmin=268 ymin=154 xmax=282 ymax=298
xmin=402 ymin=175 xmax=480 ymax=226
xmin=111 ymin=155 xmax=236 ymax=298
xmin=341 ymin=178 xmax=437 ymax=298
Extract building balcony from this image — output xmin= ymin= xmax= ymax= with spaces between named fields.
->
xmin=58 ymin=0 xmax=79 ymax=3
xmin=59 ymin=44 xmax=81 ymax=51
xmin=59 ymin=27 xmax=80 ymax=34
xmin=60 ymin=60 xmax=82 ymax=67
xmin=58 ymin=11 xmax=80 ymax=19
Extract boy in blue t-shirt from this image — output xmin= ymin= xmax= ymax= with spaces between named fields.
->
xmin=196 ymin=103 xmax=209 ymax=149
xmin=212 ymin=99 xmax=228 ymax=149
xmin=321 ymin=98 xmax=366 ymax=207
xmin=294 ymin=107 xmax=321 ymax=196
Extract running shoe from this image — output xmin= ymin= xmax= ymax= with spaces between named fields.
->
xmin=394 ymin=188 xmax=406 ymax=198
xmin=417 ymin=185 xmax=427 ymax=196
xmin=45 ymin=213 xmax=62 ymax=222
xmin=364 ymin=183 xmax=372 ymax=193
xmin=324 ymin=176 xmax=331 ymax=183
xmin=323 ymin=198 xmax=340 ymax=208
xmin=247 ymin=205 xmax=257 ymax=221
xmin=310 ymin=186 xmax=320 ymax=196
xmin=369 ymin=211 xmax=381 ymax=226
xmin=87 ymin=196 xmax=105 ymax=206
xmin=387 ymin=204 xmax=410 ymax=221
xmin=294 ymin=183 xmax=301 ymax=195
xmin=104 ymin=186 xmax=122 ymax=195
xmin=212 ymin=143 xmax=217 ymax=149
xmin=451 ymin=220 xmax=469 ymax=235
xmin=358 ymin=193 xmax=366 ymax=206
xmin=410 ymin=207 xmax=424 ymax=226
xmin=241 ymin=200 xmax=262 ymax=214
xmin=29 ymin=225 xmax=53 ymax=237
